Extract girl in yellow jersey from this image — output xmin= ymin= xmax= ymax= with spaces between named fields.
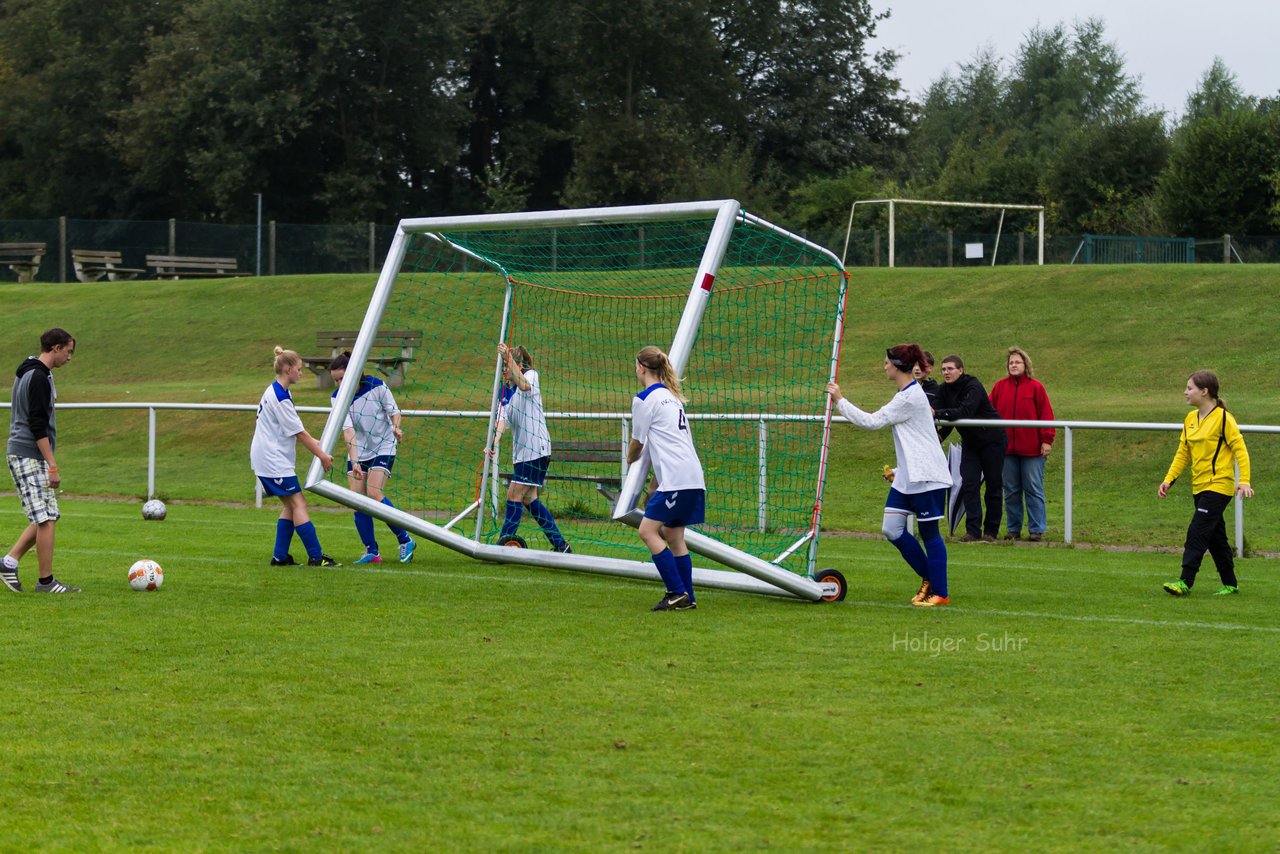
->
xmin=1157 ymin=370 xmax=1253 ymax=596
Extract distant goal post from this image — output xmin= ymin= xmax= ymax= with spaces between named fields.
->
xmin=842 ymin=198 xmax=1045 ymax=268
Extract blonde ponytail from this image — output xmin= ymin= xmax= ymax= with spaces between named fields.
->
xmin=636 ymin=345 xmax=687 ymax=403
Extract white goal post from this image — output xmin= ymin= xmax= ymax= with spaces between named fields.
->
xmin=842 ymin=198 xmax=1045 ymax=268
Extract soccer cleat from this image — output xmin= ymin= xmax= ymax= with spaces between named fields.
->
xmin=1163 ymin=579 xmax=1191 ymax=597
xmin=1 ymin=569 xmax=23 ymax=593
xmin=554 ymin=543 xmax=573 ymax=554
xmin=911 ymin=578 xmax=932 ymax=605
xmin=398 ymin=538 xmax=416 ymax=564
xmin=34 ymin=578 xmax=80 ymax=593
xmin=651 ymin=591 xmax=691 ymax=612
xmin=270 ymin=554 xmax=298 ymax=567
xmin=912 ymin=594 xmax=950 ymax=607
xmin=307 ymin=554 xmax=341 ymax=567
xmin=1213 ymin=585 xmax=1239 ymax=596
xmin=353 ymin=553 xmax=382 ymax=565
xmin=673 ymin=597 xmax=697 ymax=611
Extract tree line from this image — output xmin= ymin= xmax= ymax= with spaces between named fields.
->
xmin=1 ymin=2 xmax=1276 ymax=237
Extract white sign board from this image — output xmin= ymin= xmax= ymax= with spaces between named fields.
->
xmin=965 ymin=242 xmax=984 ymax=259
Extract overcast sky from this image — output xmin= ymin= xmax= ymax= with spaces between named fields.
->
xmin=869 ymin=1 xmax=1280 ymax=117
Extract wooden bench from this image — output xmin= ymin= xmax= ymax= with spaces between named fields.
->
xmin=146 ymin=254 xmax=249 ymax=279
xmin=0 ymin=242 xmax=47 ymax=283
xmin=71 ymin=249 xmax=146 ymax=282
xmin=301 ymin=329 xmax=422 ymax=389
xmin=500 ymin=441 xmax=626 ymax=497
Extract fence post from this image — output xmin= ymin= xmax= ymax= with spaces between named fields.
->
xmin=1018 ymin=231 xmax=1025 ymax=265
xmin=758 ymin=419 xmax=768 ymax=532
xmin=268 ymin=221 xmax=276 ymax=276
xmin=369 ymin=221 xmax=376 ymax=273
xmin=147 ymin=407 xmax=157 ymax=499
xmin=873 ymin=230 xmax=880 ymax=267
xmin=1235 ymin=460 xmax=1244 ymax=558
xmin=1063 ymin=426 xmax=1073 ymax=545
xmin=168 ymin=219 xmax=176 ymax=255
xmin=947 ymin=229 xmax=953 ymax=267
xmin=59 ymin=216 xmax=68 ymax=282
xmin=1223 ymin=234 xmax=1232 ymax=264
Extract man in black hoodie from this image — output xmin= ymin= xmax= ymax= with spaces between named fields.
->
xmin=934 ymin=354 xmax=1005 ymax=542
xmin=3 ymin=328 xmax=79 ymax=593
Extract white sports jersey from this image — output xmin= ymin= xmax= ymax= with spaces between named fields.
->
xmin=631 ymin=383 xmax=705 ymax=492
xmin=251 ymin=381 xmax=306 ymax=477
xmin=835 ymin=380 xmax=952 ymax=494
xmin=333 ymin=376 xmax=399 ymax=459
xmin=500 ymin=369 xmax=552 ymax=464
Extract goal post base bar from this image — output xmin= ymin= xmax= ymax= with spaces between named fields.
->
xmin=307 ymin=478 xmax=827 ymax=600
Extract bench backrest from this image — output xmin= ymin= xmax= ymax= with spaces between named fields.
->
xmin=146 ymin=255 xmax=240 ymax=272
xmin=316 ymin=330 xmax=423 ymax=351
xmin=72 ymin=249 xmax=124 ymax=265
xmin=0 ymin=242 xmax=47 ymax=260
xmin=555 ymin=440 xmax=623 ymax=464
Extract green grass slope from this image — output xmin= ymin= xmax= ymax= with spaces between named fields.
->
xmin=1 ymin=265 xmax=1277 ymax=550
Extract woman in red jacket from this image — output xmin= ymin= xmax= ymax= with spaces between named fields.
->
xmin=989 ymin=347 xmax=1055 ymax=541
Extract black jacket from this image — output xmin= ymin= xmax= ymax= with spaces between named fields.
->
xmin=935 ymin=373 xmax=1004 ymax=447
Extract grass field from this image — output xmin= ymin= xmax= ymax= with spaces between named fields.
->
xmin=2 ymin=498 xmax=1277 ymax=851
xmin=3 ymin=265 xmax=1279 ymax=551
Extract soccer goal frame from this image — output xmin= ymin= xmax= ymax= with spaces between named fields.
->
xmin=843 ymin=198 xmax=1045 ymax=268
xmin=304 ymin=200 xmax=847 ymax=602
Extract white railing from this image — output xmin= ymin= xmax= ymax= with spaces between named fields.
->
xmin=1 ymin=402 xmax=1271 ymax=555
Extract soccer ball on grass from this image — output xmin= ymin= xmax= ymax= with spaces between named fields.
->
xmin=128 ymin=559 xmax=164 ymax=591
xmin=141 ymin=499 xmax=167 ymax=521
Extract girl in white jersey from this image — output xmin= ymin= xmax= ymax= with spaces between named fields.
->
xmin=329 ymin=352 xmax=415 ymax=565
xmin=485 ymin=343 xmax=569 ymax=552
xmin=826 ymin=343 xmax=953 ymax=606
xmin=628 ymin=346 xmax=705 ymax=611
xmin=250 ymin=346 xmax=338 ymax=567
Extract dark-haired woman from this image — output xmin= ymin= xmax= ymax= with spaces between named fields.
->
xmin=827 ymin=345 xmax=954 ymax=606
xmin=1158 ymin=370 xmax=1253 ymax=596
xmin=330 ymin=351 xmax=415 ymax=564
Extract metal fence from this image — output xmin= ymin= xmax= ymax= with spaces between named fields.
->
xmin=2 ymin=217 xmax=1278 ymax=280
xmin=2 ymin=401 xmax=1271 ymax=557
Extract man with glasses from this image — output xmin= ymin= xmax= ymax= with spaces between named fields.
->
xmin=935 ymin=355 xmax=1005 ymax=542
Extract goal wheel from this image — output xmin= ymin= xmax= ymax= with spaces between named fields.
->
xmin=815 ymin=568 xmax=847 ymax=602
xmin=499 ymin=535 xmax=527 ymax=549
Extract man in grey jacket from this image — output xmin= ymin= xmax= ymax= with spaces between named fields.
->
xmin=3 ymin=328 xmax=79 ymax=593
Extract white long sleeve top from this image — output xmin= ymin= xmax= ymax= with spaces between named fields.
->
xmin=835 ymin=380 xmax=953 ymax=494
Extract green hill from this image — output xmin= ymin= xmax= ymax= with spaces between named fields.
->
xmin=2 ymin=265 xmax=1276 ymax=551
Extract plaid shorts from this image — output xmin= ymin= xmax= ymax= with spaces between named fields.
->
xmin=7 ymin=455 xmax=60 ymax=524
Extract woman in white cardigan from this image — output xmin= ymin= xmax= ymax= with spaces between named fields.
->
xmin=826 ymin=344 xmax=954 ymax=606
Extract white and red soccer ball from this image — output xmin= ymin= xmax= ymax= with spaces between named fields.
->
xmin=128 ymin=559 xmax=164 ymax=591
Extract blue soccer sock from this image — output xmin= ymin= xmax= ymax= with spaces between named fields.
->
xmin=379 ymin=497 xmax=411 ymax=544
xmin=650 ymin=548 xmax=684 ymax=594
xmin=527 ymin=499 xmax=567 ymax=550
xmin=500 ymin=500 xmax=524 ymax=539
xmin=922 ymin=532 xmax=948 ymax=598
xmin=354 ymin=512 xmax=378 ymax=554
xmin=295 ymin=521 xmax=323 ymax=560
xmin=273 ymin=519 xmax=295 ymax=561
xmin=673 ymin=552 xmax=694 ymax=602
xmin=889 ymin=531 xmax=930 ymax=580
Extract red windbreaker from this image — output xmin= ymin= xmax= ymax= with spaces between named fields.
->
xmin=989 ymin=375 xmax=1056 ymax=457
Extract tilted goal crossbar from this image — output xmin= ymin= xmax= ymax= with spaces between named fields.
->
xmin=306 ymin=200 xmax=848 ymax=601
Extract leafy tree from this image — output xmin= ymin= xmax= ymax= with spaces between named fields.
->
xmin=1157 ymin=107 xmax=1280 ymax=236
xmin=1183 ymin=58 xmax=1253 ymax=123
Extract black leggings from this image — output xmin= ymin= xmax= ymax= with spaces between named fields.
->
xmin=1181 ymin=491 xmax=1237 ymax=588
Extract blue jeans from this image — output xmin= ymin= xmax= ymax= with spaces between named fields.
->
xmin=1003 ymin=455 xmax=1046 ymax=535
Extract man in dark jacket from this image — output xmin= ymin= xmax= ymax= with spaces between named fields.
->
xmin=934 ymin=354 xmax=1005 ymax=542
xmin=3 ymin=328 xmax=79 ymax=593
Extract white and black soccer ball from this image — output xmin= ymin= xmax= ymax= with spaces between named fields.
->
xmin=128 ymin=559 xmax=164 ymax=591
xmin=141 ymin=499 xmax=167 ymax=521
